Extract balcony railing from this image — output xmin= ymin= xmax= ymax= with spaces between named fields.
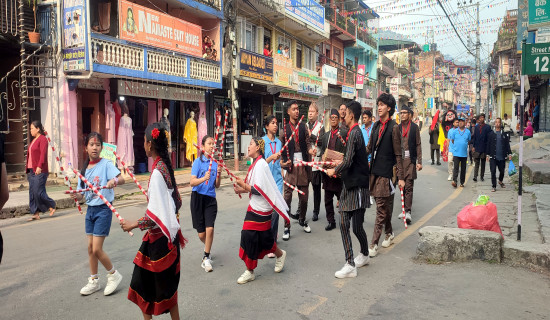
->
xmin=91 ymin=38 xmax=145 ymax=71
xmin=190 ymin=59 xmax=220 ymax=82
xmin=357 ymin=29 xmax=377 ymax=49
xmin=320 ymin=56 xmax=355 ymax=86
xmin=498 ymin=73 xmax=518 ymax=85
xmin=148 ymin=51 xmax=187 ymax=78
xmin=194 ymin=0 xmax=221 ymax=10
xmin=326 ymin=7 xmax=356 ymax=39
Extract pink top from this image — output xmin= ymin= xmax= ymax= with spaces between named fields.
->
xmin=27 ymin=138 xmax=36 ymax=168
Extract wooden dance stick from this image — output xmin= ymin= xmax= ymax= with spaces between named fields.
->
xmin=295 ymin=160 xmax=337 ymax=178
xmin=64 ymin=186 xmax=109 ymax=194
xmin=313 ymin=112 xmax=325 ymax=154
xmin=281 ymin=115 xmax=304 ymax=154
xmin=72 ymin=169 xmax=133 ymax=236
xmin=194 ymin=144 xmax=242 ymax=199
xmin=283 ymin=180 xmax=305 ymax=195
xmin=336 ymin=131 xmax=346 ymax=146
xmin=43 ymin=131 xmax=83 ymax=214
xmin=113 ymin=151 xmax=148 ymax=200
xmin=207 ymin=111 xmax=221 ymax=184
xmin=299 ymin=161 xmax=336 ymax=167
xmin=400 ymin=187 xmax=408 ymax=229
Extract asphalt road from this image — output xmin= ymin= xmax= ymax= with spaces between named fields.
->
xmin=1 ymin=130 xmax=549 ymax=319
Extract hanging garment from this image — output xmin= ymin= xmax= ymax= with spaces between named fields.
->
xmin=184 ymin=118 xmax=198 ymax=162
xmin=105 ymin=103 xmax=116 ymax=144
xmin=113 ymin=101 xmax=122 ymax=138
xmin=117 ymin=115 xmax=135 ymax=166
xmin=198 ymin=116 xmax=207 ymax=146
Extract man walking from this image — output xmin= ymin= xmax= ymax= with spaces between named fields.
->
xmin=366 ymin=93 xmax=402 ymax=257
xmin=326 ymin=101 xmax=370 ymax=278
xmin=502 ymin=113 xmax=513 ymax=139
xmin=302 ymin=103 xmax=324 ymax=221
xmin=446 ymin=118 xmax=459 ymax=181
xmin=395 ymin=106 xmax=422 ymax=224
xmin=361 ymin=110 xmax=373 ymax=148
xmin=449 ymin=117 xmax=471 ymax=188
xmin=319 ymin=109 xmax=346 ymax=231
xmin=429 ymin=116 xmax=441 ymax=165
xmin=486 ymin=118 xmax=512 ymax=192
xmin=471 ymin=113 xmax=492 ymax=182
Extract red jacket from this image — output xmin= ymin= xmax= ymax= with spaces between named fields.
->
xmin=26 ymin=135 xmax=49 ymax=174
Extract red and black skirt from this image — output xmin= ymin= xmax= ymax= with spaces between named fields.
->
xmin=128 ymin=228 xmax=181 ymax=316
xmin=239 ymin=207 xmax=277 ymax=270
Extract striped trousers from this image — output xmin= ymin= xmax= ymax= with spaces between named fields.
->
xmin=340 ymin=208 xmax=369 ymax=266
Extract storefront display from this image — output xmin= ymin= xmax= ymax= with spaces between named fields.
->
xmin=184 ymin=111 xmax=198 ymax=162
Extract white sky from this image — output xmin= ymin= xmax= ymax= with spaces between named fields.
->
xmin=365 ymin=0 xmax=518 ymax=62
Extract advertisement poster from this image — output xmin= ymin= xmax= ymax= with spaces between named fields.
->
xmin=119 ymin=0 xmax=202 ymax=57
xmin=322 ymin=64 xmax=337 ymax=85
xmin=63 ymin=0 xmax=87 ymax=71
xmin=100 ymin=143 xmax=117 ymax=165
xmin=273 ymin=54 xmax=293 ymax=88
xmin=342 ymin=85 xmax=356 ymax=99
xmin=296 ymin=71 xmax=323 ymax=96
xmin=239 ymin=49 xmax=273 ymax=82
xmin=356 ymin=64 xmax=365 ymax=90
xmin=285 ymin=0 xmax=325 ymax=34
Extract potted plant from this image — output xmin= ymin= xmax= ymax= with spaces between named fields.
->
xmin=27 ymin=0 xmax=40 ymax=43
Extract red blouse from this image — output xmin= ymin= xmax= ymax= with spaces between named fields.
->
xmin=26 ymin=135 xmax=49 ymax=173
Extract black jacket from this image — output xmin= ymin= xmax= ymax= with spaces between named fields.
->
xmin=319 ymin=127 xmax=347 ymax=156
xmin=369 ymin=120 xmax=398 ymax=179
xmin=485 ymin=130 xmax=511 ymax=160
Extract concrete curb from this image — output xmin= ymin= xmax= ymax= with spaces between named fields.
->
xmin=502 ymin=241 xmax=550 ymax=273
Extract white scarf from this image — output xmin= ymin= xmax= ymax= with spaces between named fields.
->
xmin=146 ymin=169 xmax=181 ymax=244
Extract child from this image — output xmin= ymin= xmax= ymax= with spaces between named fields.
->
xmin=233 ymin=137 xmax=289 ymax=284
xmin=190 ymin=135 xmax=221 ymax=272
xmin=70 ymin=132 xmax=125 ymax=296
xmin=121 ymin=123 xmax=185 ymax=319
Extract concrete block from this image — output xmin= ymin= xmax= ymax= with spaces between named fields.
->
xmin=416 ymin=226 xmax=503 ymax=262
xmin=524 ymin=159 xmax=550 ymax=184
xmin=502 ymin=240 xmax=550 ymax=272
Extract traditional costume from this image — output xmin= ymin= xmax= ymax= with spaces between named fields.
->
xmin=128 ymin=158 xmax=186 ymax=316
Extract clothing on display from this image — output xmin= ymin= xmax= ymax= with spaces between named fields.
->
xmin=184 ymin=112 xmax=198 ymax=162
xmin=117 ymin=115 xmax=135 ymax=167
xmin=198 ymin=112 xmax=208 ymax=146
xmin=113 ymin=101 xmax=122 ymax=138
xmin=105 ymin=103 xmax=117 ymax=144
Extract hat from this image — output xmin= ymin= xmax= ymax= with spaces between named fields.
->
xmin=459 ymin=117 xmax=465 ymax=121
xmin=401 ymin=106 xmax=413 ymax=114
xmin=330 ymin=108 xmax=339 ymax=117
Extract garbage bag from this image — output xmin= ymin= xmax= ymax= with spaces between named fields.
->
xmin=457 ymin=202 xmax=503 ymax=237
xmin=473 ymin=194 xmax=490 ymax=206
xmin=508 ymin=161 xmax=517 ymax=176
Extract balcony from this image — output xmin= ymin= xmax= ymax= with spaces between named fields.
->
xmin=357 ymin=29 xmax=377 ymax=50
xmin=497 ymin=73 xmax=518 ymax=87
xmin=194 ymin=0 xmax=222 ymax=11
xmin=319 ymin=56 xmax=355 ymax=86
xmin=326 ymin=7 xmax=356 ymax=43
xmin=378 ymin=55 xmax=396 ymax=77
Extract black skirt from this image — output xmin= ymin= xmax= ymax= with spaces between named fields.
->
xmin=239 ymin=211 xmax=276 ymax=270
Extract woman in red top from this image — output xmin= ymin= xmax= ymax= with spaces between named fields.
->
xmin=26 ymin=120 xmax=56 ymax=221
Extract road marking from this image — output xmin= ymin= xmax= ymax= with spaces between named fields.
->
xmin=297 ymin=295 xmax=328 ymax=316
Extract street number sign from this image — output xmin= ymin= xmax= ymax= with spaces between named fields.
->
xmin=522 ymin=42 xmax=550 ymax=75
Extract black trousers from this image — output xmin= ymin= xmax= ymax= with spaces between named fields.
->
xmin=298 ymin=171 xmax=322 ymax=215
xmin=340 ymin=208 xmax=369 ymax=266
xmin=453 ymin=156 xmax=467 ymax=185
xmin=473 ymin=152 xmax=486 ymax=179
xmin=490 ymin=158 xmax=506 ymax=188
xmin=324 ymin=188 xmax=340 ymax=224
xmin=431 ymin=148 xmax=440 ymax=163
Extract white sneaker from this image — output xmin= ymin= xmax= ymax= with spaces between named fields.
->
xmin=369 ymin=244 xmax=378 ymax=257
xmin=80 ymin=277 xmax=100 ymax=296
xmin=274 ymin=249 xmax=286 ymax=273
xmin=104 ymin=270 xmax=122 ymax=296
xmin=334 ymin=263 xmax=357 ymax=278
xmin=447 ymin=174 xmax=452 ymax=181
xmin=405 ymin=212 xmax=412 ymax=224
xmin=201 ymin=257 xmax=213 ymax=272
xmin=381 ymin=233 xmax=395 ymax=248
xmin=353 ymin=253 xmax=370 ymax=268
xmin=398 ymin=212 xmax=405 ymax=219
xmin=303 ymin=222 xmax=311 ymax=233
xmin=237 ymin=270 xmax=255 ymax=284
xmin=282 ymin=227 xmax=290 ymax=241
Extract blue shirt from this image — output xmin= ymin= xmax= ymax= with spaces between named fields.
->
xmin=361 ymin=124 xmax=372 ymax=162
xmin=191 ymin=155 xmax=218 ymax=198
xmin=495 ymin=131 xmax=504 ymax=160
xmin=447 ymin=127 xmax=456 ymax=153
xmin=78 ymin=158 xmax=121 ymax=206
xmin=448 ymin=128 xmax=471 ymax=158
xmin=262 ymin=135 xmax=283 ymax=192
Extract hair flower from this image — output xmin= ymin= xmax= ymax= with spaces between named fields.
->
xmin=152 ymin=128 xmax=160 ymax=139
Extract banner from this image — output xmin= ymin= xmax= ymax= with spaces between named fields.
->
xmin=100 ymin=143 xmax=117 ymax=165
xmin=285 ymin=0 xmax=325 ymax=34
xmin=117 ymin=80 xmax=205 ymax=102
xmin=342 ymin=85 xmax=356 ymax=99
xmin=63 ymin=0 xmax=87 ymax=71
xmin=322 ymin=64 xmax=337 ymax=85
xmin=239 ymin=49 xmax=273 ymax=82
xmin=273 ymin=54 xmax=293 ymax=88
xmin=280 ymin=90 xmax=318 ymax=102
xmin=119 ymin=0 xmax=202 ymax=57
xmin=356 ymin=65 xmax=365 ymax=89
xmin=295 ymin=71 xmax=323 ymax=96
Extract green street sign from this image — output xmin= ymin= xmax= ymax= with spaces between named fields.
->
xmin=522 ymin=42 xmax=550 ymax=75
xmin=530 ymin=0 xmax=550 ymax=27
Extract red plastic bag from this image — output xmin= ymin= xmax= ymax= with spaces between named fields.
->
xmin=457 ymin=202 xmax=503 ymax=237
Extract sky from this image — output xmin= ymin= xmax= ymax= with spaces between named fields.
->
xmin=365 ymin=0 xmax=518 ymax=64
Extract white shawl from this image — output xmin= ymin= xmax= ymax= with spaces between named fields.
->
xmin=146 ymin=169 xmax=181 ymax=243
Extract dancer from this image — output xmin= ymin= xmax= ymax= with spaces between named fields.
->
xmin=70 ymin=132 xmax=125 ymax=296
xmin=121 ymin=123 xmax=185 ymax=319
xmin=304 ymin=103 xmax=324 ymax=221
xmin=326 ymin=101 xmax=370 ymax=278
xmin=190 ymin=135 xmax=221 ymax=272
xmin=395 ymin=106 xmax=422 ymax=224
xmin=471 ymin=113 xmax=492 ymax=182
xmin=429 ymin=113 xmax=441 ymax=165
xmin=280 ymin=101 xmax=314 ymax=240
xmin=319 ymin=109 xmax=346 ymax=231
xmin=233 ymin=137 xmax=288 ymax=284
xmin=262 ymin=115 xmax=283 ymax=258
xmin=449 ymin=117 xmax=471 ymax=188
xmin=367 ymin=93 xmax=402 ymax=257
xmin=486 ymin=118 xmax=512 ymax=192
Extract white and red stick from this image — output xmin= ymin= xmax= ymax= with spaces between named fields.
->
xmin=280 ymin=115 xmax=305 ymax=154
xmin=64 ymin=186 xmax=109 ymax=194
xmin=400 ymin=187 xmax=408 ymax=229
xmin=295 ymin=160 xmax=336 ymax=177
xmin=336 ymin=131 xmax=346 ymax=146
xmin=207 ymin=111 xmax=222 ymax=184
xmin=283 ymin=180 xmax=305 ymax=195
xmin=313 ymin=112 xmax=325 ymax=154
xmin=72 ymin=169 xmax=133 ymax=236
xmin=194 ymin=144 xmax=242 ymax=199
xmin=299 ymin=161 xmax=336 ymax=167
xmin=113 ymin=151 xmax=148 ymax=200
xmin=218 ymin=110 xmax=229 ymax=161
xmin=43 ymin=131 xmax=83 ymax=214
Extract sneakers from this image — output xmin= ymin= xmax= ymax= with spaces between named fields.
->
xmin=334 ymin=263 xmax=357 ymax=279
xmin=325 ymin=222 xmax=336 ymax=231
xmin=237 ymin=270 xmax=255 ymax=284
xmin=201 ymin=257 xmax=213 ymax=272
xmin=80 ymin=277 xmax=101 ymax=296
xmin=381 ymin=233 xmax=394 ymax=248
xmin=274 ymin=249 xmax=286 ymax=273
xmin=104 ymin=270 xmax=122 ymax=296
xmin=312 ymin=213 xmax=319 ymax=221
xmin=447 ymin=174 xmax=452 ymax=181
xmin=460 ymin=184 xmax=465 ymax=187
xmin=405 ymin=212 xmax=412 ymax=224
xmin=282 ymin=227 xmax=290 ymax=241
xmin=300 ymin=220 xmax=311 ymax=233
xmin=398 ymin=212 xmax=405 ymax=219
xmin=353 ymin=253 xmax=370 ymax=268
xmin=368 ymin=244 xmax=378 ymax=257
xmin=481 ymin=177 xmax=485 ymax=182
xmin=431 ymin=160 xmax=435 ymax=165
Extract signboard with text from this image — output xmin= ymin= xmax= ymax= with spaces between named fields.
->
xmin=518 ymin=0 xmax=528 ymax=52
xmin=529 ymin=0 xmax=550 ymax=27
xmin=322 ymin=64 xmax=337 ymax=85
xmin=285 ymin=0 xmax=325 ymax=34
xmin=63 ymin=0 xmax=87 ymax=72
xmin=522 ymin=42 xmax=550 ymax=75
xmin=342 ymin=85 xmax=356 ymax=99
xmin=117 ymin=80 xmax=205 ymax=102
xmin=295 ymin=71 xmax=323 ymax=96
xmin=118 ymin=0 xmax=202 ymax=57
xmin=273 ymin=54 xmax=293 ymax=88
xmin=239 ymin=49 xmax=273 ymax=82
xmin=356 ymin=65 xmax=365 ymax=90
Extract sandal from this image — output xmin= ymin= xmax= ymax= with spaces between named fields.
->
xmin=27 ymin=215 xmax=40 ymax=221
xmin=499 ymin=181 xmax=505 ymax=188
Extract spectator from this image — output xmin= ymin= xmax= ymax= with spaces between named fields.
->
xmin=533 ymin=102 xmax=540 ymax=132
xmin=502 ymin=113 xmax=513 ymax=139
xmin=277 ymin=44 xmax=283 ymax=54
xmin=263 ymin=43 xmax=272 ymax=57
xmin=211 ymin=49 xmax=217 ymax=61
xmin=524 ymin=121 xmax=534 ymax=140
xmin=486 ymin=118 xmax=512 ymax=192
xmin=283 ymin=46 xmax=290 ymax=59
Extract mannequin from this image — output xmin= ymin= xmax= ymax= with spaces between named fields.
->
xmin=184 ymin=111 xmax=198 ymax=162
xmin=198 ymin=110 xmax=208 ymax=146
xmin=117 ymin=102 xmax=135 ymax=167
xmin=105 ymin=102 xmax=116 ymax=144
xmin=161 ymin=108 xmax=172 ymax=152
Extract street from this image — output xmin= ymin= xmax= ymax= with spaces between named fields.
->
xmin=1 ymin=131 xmax=549 ymax=320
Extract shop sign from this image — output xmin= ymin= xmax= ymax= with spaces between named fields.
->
xmin=273 ymin=54 xmax=293 ymax=88
xmin=389 ymin=82 xmax=399 ymax=103
xmin=529 ymin=0 xmax=550 ymax=27
xmin=239 ymin=49 xmax=273 ymax=82
xmin=77 ymin=78 xmax=105 ymax=90
xmin=117 ymin=80 xmax=205 ymax=102
xmin=358 ymin=98 xmax=375 ymax=109
xmin=280 ymin=90 xmax=318 ymax=102
xmin=285 ymin=0 xmax=325 ymax=34
xmin=118 ymin=0 xmax=202 ymax=57
xmin=342 ymin=85 xmax=356 ymax=99
xmin=63 ymin=0 xmax=87 ymax=72
xmin=356 ymin=65 xmax=365 ymax=90
xmin=322 ymin=64 xmax=337 ymax=85
xmin=518 ymin=0 xmax=528 ymax=52
xmin=295 ymin=71 xmax=323 ymax=96
xmin=427 ymin=97 xmax=434 ymax=109
xmin=100 ymin=143 xmax=117 ymax=165
xmin=522 ymin=42 xmax=550 ymax=75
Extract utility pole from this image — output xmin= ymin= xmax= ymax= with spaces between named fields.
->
xmin=224 ymin=0 xmax=239 ymax=171
xmin=430 ymin=28 xmax=436 ymax=109
xmin=475 ymin=1 xmax=481 ymax=115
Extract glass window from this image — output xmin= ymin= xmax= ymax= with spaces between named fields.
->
xmin=244 ymin=22 xmax=256 ymax=52
xmin=296 ymin=43 xmax=302 ymax=69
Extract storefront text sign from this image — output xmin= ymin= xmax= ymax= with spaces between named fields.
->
xmin=280 ymin=90 xmax=318 ymax=102
xmin=285 ymin=0 xmax=325 ymax=34
xmin=356 ymin=65 xmax=365 ymax=90
xmin=118 ymin=0 xmax=202 ymax=57
xmin=78 ymin=78 xmax=105 ymax=90
xmin=358 ymin=98 xmax=375 ymax=109
xmin=342 ymin=85 xmax=356 ymax=99
xmin=273 ymin=54 xmax=293 ymax=88
xmin=117 ymin=80 xmax=205 ymax=102
xmin=239 ymin=49 xmax=273 ymax=82
xmin=63 ymin=0 xmax=87 ymax=72
xmin=529 ymin=0 xmax=550 ymax=27
xmin=322 ymin=65 xmax=337 ymax=85
xmin=295 ymin=71 xmax=323 ymax=96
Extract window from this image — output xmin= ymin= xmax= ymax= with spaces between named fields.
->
xmin=278 ymin=36 xmax=291 ymax=59
xmin=303 ymin=46 xmax=318 ymax=71
xmin=244 ymin=22 xmax=257 ymax=52
xmin=334 ymin=48 xmax=341 ymax=65
xmin=296 ymin=43 xmax=302 ymax=69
